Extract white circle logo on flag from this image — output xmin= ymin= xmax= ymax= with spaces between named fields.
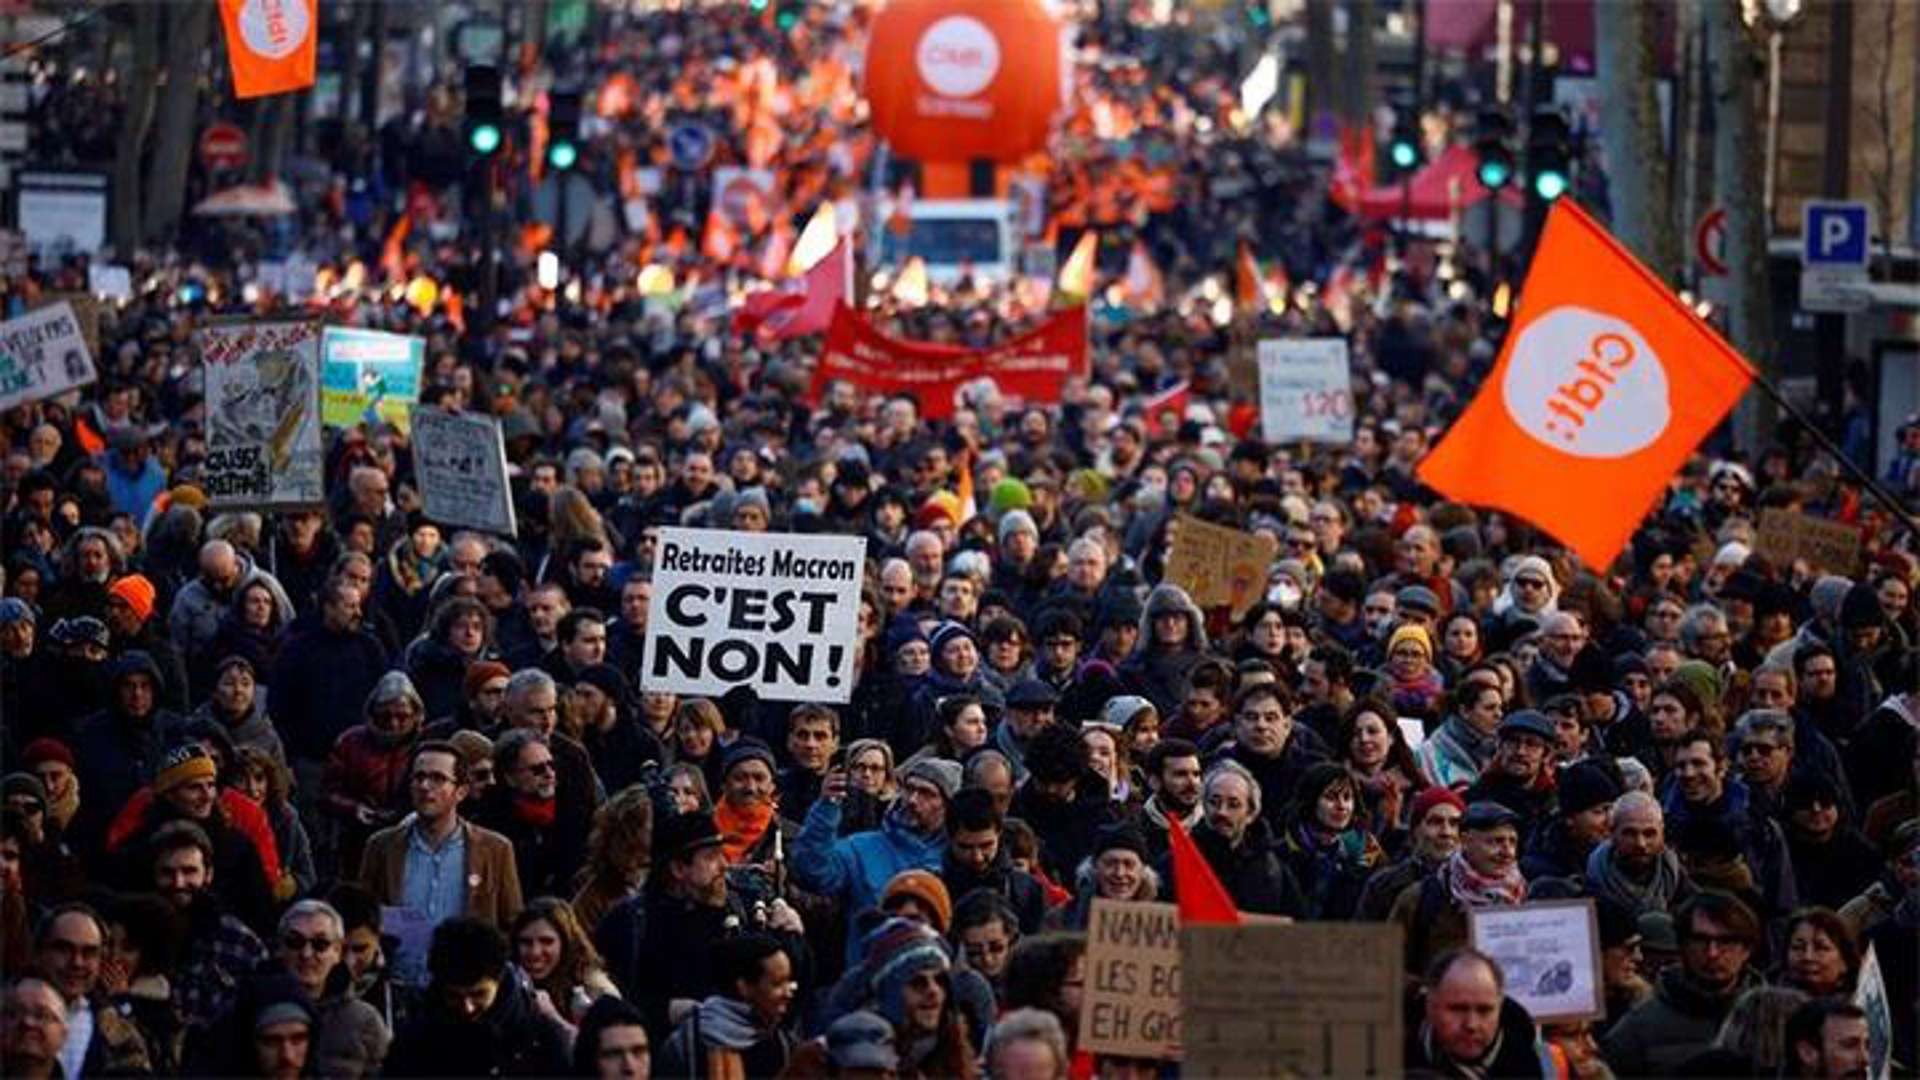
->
xmin=238 ymin=0 xmax=310 ymax=60
xmin=916 ymin=16 xmax=1000 ymax=98
xmin=1500 ymin=306 xmax=1671 ymax=458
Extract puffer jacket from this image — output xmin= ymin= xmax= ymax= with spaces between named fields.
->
xmin=793 ymin=799 xmax=944 ymax=949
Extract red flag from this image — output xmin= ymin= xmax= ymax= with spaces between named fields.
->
xmin=1235 ymin=239 xmax=1264 ymax=310
xmin=1141 ymin=380 xmax=1190 ymax=437
xmin=1166 ymin=815 xmax=1240 ymax=926
xmin=736 ymin=238 xmax=850 ymax=341
xmin=1417 ymin=200 xmax=1754 ymax=568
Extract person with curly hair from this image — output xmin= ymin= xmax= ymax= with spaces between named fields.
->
xmin=572 ymin=784 xmax=654 ymax=933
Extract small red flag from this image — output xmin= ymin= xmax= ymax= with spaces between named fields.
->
xmin=1167 ymin=815 xmax=1240 ymax=926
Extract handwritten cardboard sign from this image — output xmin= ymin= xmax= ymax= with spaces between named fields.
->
xmin=1754 ymin=508 xmax=1862 ymax=577
xmin=1081 ymin=899 xmax=1184 ymax=1060
xmin=411 ymin=407 xmax=517 ymax=536
xmin=1182 ymin=922 xmax=1402 ymax=1078
xmin=1163 ymin=514 xmax=1277 ymax=619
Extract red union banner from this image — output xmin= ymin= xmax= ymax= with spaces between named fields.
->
xmin=809 ymin=304 xmax=1088 ymax=419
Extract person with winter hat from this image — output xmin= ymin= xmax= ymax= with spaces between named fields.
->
xmin=1522 ymin=759 xmax=1623 ymax=881
xmin=1118 ymin=583 xmax=1210 ymax=717
xmin=103 ymin=571 xmax=189 ymax=712
xmin=112 ymin=743 xmax=277 ymax=932
xmin=793 ymin=756 xmax=957 ymax=952
xmin=845 ymin=918 xmax=976 ymax=1078
xmin=1391 ymin=802 xmax=1531 ymax=975
xmin=1356 ymin=786 xmax=1466 ymax=920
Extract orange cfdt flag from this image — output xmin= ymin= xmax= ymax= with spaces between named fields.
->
xmin=1235 ymin=239 xmax=1264 ymax=310
xmin=1167 ymin=815 xmax=1240 ymax=926
xmin=218 ymin=0 xmax=318 ymax=99
xmin=1416 ymin=200 xmax=1753 ymax=570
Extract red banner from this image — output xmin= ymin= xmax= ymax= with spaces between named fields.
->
xmin=809 ymin=304 xmax=1089 ymax=419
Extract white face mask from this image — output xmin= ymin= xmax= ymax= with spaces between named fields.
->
xmin=1268 ymin=582 xmax=1302 ymax=610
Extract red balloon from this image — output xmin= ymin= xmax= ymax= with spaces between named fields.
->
xmin=863 ymin=0 xmax=1068 ymax=163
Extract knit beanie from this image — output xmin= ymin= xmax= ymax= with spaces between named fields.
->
xmin=883 ymin=616 xmax=929 ymax=658
xmin=997 ymin=510 xmax=1039 ymax=547
xmin=862 ymin=918 xmax=951 ymax=1027
xmin=915 ymin=491 xmax=962 ymax=529
xmin=881 ymin=870 xmax=954 ymax=932
xmin=989 ymin=478 xmax=1033 ymax=515
xmin=927 ymin=620 xmax=975 ymax=660
xmin=900 ymin=757 xmax=962 ymax=802
xmin=1839 ymin=583 xmax=1886 ymax=630
xmin=2 ymin=773 xmax=46 ymax=809
xmin=1556 ymin=761 xmax=1622 ymax=816
xmin=1669 ymin=660 xmax=1723 ymax=713
xmin=720 ymin=737 xmax=778 ymax=781
xmin=1409 ymin=786 xmax=1466 ymax=827
xmin=107 ymin=574 xmax=157 ymax=624
xmin=155 ymin=745 xmax=217 ymax=794
xmin=20 ymin=738 xmax=75 ymax=771
xmin=1387 ymin=624 xmax=1433 ymax=659
xmin=463 ymin=660 xmax=512 ymax=700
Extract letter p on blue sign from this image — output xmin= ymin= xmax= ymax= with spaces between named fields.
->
xmin=1802 ymin=202 xmax=1871 ymax=269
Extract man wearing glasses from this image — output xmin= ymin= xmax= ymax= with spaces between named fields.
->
xmin=359 ymin=739 xmax=523 ymax=986
xmin=273 ymin=899 xmax=390 ymax=1076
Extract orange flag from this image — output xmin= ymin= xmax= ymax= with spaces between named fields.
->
xmin=701 ymin=209 xmax=739 ymax=262
xmin=218 ymin=0 xmax=318 ymax=99
xmin=1167 ymin=816 xmax=1240 ymax=926
xmin=1235 ymin=239 xmax=1265 ymax=310
xmin=379 ymin=213 xmax=411 ymax=283
xmin=1124 ymin=240 xmax=1164 ymax=308
xmin=1417 ymin=200 xmax=1753 ymax=569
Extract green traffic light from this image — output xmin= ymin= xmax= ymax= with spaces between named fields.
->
xmin=1478 ymin=158 xmax=1512 ymax=190
xmin=749 ymin=0 xmax=768 ymax=8
xmin=1390 ymin=141 xmax=1418 ymax=170
xmin=470 ymin=123 xmax=502 ymax=155
xmin=1532 ymin=170 xmax=1568 ymax=200
xmin=776 ymin=10 xmax=798 ymax=29
xmin=547 ymin=141 xmax=578 ymax=170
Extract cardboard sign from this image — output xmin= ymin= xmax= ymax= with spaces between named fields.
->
xmin=1163 ymin=514 xmax=1278 ymax=619
xmin=1754 ymin=508 xmax=1862 ymax=577
xmin=411 ymin=407 xmax=516 ymax=537
xmin=33 ymin=293 xmax=101 ymax=359
xmin=1258 ymin=337 xmax=1353 ymax=444
xmin=0 ymin=301 xmax=97 ymax=412
xmin=1856 ymin=944 xmax=1892 ymax=1080
xmin=642 ymin=528 xmax=866 ymax=703
xmin=1469 ymin=899 xmax=1604 ymax=1022
xmin=322 ymin=327 xmax=425 ymax=432
xmin=198 ymin=320 xmax=324 ymax=508
xmin=1081 ymin=900 xmax=1183 ymax=1060
xmin=1182 ymin=922 xmax=1402 ymax=1078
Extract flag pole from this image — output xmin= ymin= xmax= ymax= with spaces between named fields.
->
xmin=1741 ymin=374 xmax=1920 ymax=539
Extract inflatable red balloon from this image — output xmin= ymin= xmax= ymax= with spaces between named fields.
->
xmin=863 ymin=0 xmax=1069 ymax=163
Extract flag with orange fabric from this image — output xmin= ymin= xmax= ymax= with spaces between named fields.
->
xmin=701 ymin=209 xmax=739 ymax=262
xmin=218 ymin=0 xmax=317 ymax=99
xmin=1416 ymin=200 xmax=1754 ymax=569
xmin=1235 ymin=239 xmax=1265 ymax=311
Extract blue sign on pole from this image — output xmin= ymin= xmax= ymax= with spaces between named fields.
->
xmin=1802 ymin=202 xmax=1872 ymax=269
xmin=668 ymin=123 xmax=715 ymax=171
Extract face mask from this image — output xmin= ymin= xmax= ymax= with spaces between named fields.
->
xmin=1267 ymin=582 xmax=1302 ymax=610
xmin=794 ymin=498 xmax=820 ymax=516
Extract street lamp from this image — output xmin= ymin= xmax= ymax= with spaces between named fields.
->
xmin=1747 ymin=0 xmax=1804 ymax=226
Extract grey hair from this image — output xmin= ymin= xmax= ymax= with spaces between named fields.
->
xmin=962 ymin=748 xmax=1011 ymax=785
xmin=278 ymin=899 xmax=344 ymax=941
xmin=1732 ymin=709 xmax=1795 ymax=750
xmin=1612 ymin=790 xmax=1662 ymax=823
xmin=983 ymin=1007 xmax=1069 ymax=1074
xmin=493 ymin=726 xmax=548 ymax=775
xmin=505 ymin=668 xmax=557 ymax=706
xmin=364 ymin=671 xmax=423 ymax=717
xmin=1678 ymin=604 xmax=1729 ymax=651
xmin=1203 ymin=759 xmax=1261 ymax=821
xmin=1713 ymin=986 xmax=1811 ymax=1071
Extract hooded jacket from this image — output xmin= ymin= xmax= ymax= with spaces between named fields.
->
xmin=1006 ymin=767 xmax=1124 ymax=884
xmin=166 ymin=552 xmax=295 ymax=657
xmin=1118 ymin=583 xmax=1211 ymax=716
xmin=175 ymin=690 xmax=287 ymax=771
xmin=386 ymin=968 xmax=571 ymax=1077
xmin=1161 ymin=817 xmax=1308 ymax=918
xmin=68 ymin=651 xmax=181 ymax=851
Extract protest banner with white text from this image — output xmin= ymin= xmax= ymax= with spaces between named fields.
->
xmin=0 ymin=301 xmax=96 ymax=412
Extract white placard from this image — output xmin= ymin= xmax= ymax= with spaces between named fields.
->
xmin=0 ymin=301 xmax=96 ymax=411
xmin=642 ymin=527 xmax=866 ymax=703
xmin=87 ymin=264 xmax=133 ymax=301
xmin=1397 ymin=717 xmax=1427 ymax=751
xmin=1258 ymin=337 xmax=1353 ymax=444
xmin=198 ymin=320 xmax=324 ymax=508
xmin=16 ymin=171 xmax=107 ymax=257
xmin=1856 ymin=944 xmax=1892 ymax=1080
xmin=1469 ymin=899 xmax=1604 ymax=1022
xmin=411 ymin=407 xmax=517 ymax=537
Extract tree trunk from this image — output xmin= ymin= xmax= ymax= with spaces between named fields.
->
xmin=253 ymin=95 xmax=295 ymax=184
xmin=1342 ymin=0 xmax=1376 ymax=130
xmin=1305 ymin=0 xmax=1336 ymax=135
xmin=144 ymin=0 xmax=214 ymax=246
xmin=111 ymin=3 xmax=161 ymax=258
xmin=1596 ymin=0 xmax=1678 ymax=281
xmin=1707 ymin=0 xmax=1772 ymax=444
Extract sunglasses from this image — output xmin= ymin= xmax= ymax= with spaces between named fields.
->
xmin=281 ymin=932 xmax=337 ymax=954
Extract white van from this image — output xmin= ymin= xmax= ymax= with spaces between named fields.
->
xmin=876 ymin=198 xmax=1016 ymax=285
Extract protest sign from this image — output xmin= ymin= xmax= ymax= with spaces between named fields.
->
xmin=0 ymin=301 xmax=97 ymax=412
xmin=198 ymin=320 xmax=324 ymax=508
xmin=88 ymin=264 xmax=134 ymax=303
xmin=1856 ymin=944 xmax=1891 ymax=1080
xmin=1258 ymin=337 xmax=1353 ymax=443
xmin=809 ymin=303 xmax=1088 ymax=420
xmin=1469 ymin=899 xmax=1604 ymax=1022
xmin=1081 ymin=900 xmax=1183 ymax=1060
xmin=642 ymin=528 xmax=866 ymax=703
xmin=411 ymin=407 xmax=516 ymax=537
xmin=322 ymin=326 xmax=426 ymax=432
xmin=34 ymin=293 xmax=101 ymax=358
xmin=1754 ymin=508 xmax=1862 ymax=578
xmin=1163 ymin=514 xmax=1278 ymax=619
xmin=1182 ymin=922 xmax=1401 ymax=1077
xmin=1398 ymin=718 xmax=1428 ymax=751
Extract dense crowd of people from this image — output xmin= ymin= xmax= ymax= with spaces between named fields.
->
xmin=2 ymin=2 xmax=1919 ymax=1079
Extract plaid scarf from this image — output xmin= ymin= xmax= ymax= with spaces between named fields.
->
xmin=1441 ymin=849 xmax=1528 ymax=909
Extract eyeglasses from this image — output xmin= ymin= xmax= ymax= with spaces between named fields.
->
xmin=1515 ymin=578 xmax=1548 ymax=590
xmin=1737 ymin=742 xmax=1785 ymax=757
xmin=411 ymin=771 xmax=458 ymax=788
xmin=281 ymin=932 xmax=337 ymax=954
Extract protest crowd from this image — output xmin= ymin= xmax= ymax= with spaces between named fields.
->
xmin=1 ymin=1 xmax=1918 ymax=1078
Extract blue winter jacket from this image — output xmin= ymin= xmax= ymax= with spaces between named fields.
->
xmin=792 ymin=797 xmax=943 ymax=953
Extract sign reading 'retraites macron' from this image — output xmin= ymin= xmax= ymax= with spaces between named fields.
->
xmin=641 ymin=527 xmax=867 ymax=704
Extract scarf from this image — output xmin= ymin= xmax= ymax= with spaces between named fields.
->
xmin=1442 ymin=849 xmax=1528 ymax=909
xmin=694 ymin=995 xmax=765 ymax=1050
xmin=47 ymin=783 xmax=79 ymax=831
xmin=1585 ymin=841 xmax=1684 ymax=914
xmin=1438 ymin=716 xmax=1499 ymax=771
xmin=1141 ymin=796 xmax=1201 ymax=835
xmin=715 ymin=799 xmax=775 ymax=865
xmin=511 ymin=794 xmax=556 ymax=828
xmin=1420 ymin=1020 xmax=1506 ymax=1080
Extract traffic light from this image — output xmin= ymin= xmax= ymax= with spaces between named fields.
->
xmin=1244 ymin=0 xmax=1272 ymax=28
xmin=547 ymin=86 xmax=583 ymax=172
xmin=1473 ymin=109 xmax=1515 ymax=191
xmin=774 ymin=0 xmax=802 ymax=30
xmin=465 ymin=64 xmax=503 ymax=157
xmin=1387 ymin=109 xmax=1422 ymax=174
xmin=1526 ymin=109 xmax=1572 ymax=202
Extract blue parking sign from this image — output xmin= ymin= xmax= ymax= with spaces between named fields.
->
xmin=1802 ymin=202 xmax=1871 ymax=269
